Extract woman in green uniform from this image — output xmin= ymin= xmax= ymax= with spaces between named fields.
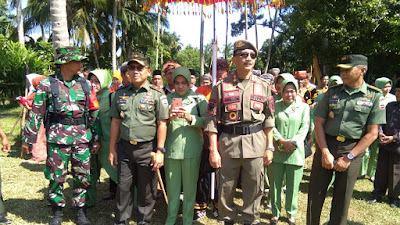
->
xmin=164 ymin=67 xmax=208 ymax=225
xmin=86 ymin=69 xmax=118 ymax=207
xmin=270 ymin=78 xmax=310 ymax=225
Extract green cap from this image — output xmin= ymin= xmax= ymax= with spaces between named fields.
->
xmin=172 ymin=67 xmax=191 ymax=84
xmin=128 ymin=54 xmax=150 ymax=67
xmin=55 ymin=46 xmax=87 ymax=65
xmin=233 ymin=40 xmax=258 ymax=57
xmin=337 ymin=54 xmax=368 ymax=69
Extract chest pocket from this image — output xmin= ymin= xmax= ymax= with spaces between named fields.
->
xmin=354 ymin=105 xmax=371 ymax=114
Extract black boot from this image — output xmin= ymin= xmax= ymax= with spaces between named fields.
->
xmin=0 ymin=214 xmax=11 ymax=224
xmin=76 ymin=207 xmax=91 ymax=225
xmin=49 ymin=206 xmax=62 ymax=225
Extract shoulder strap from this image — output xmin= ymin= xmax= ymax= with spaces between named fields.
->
xmin=193 ymin=96 xmax=200 ymax=117
xmin=79 ymin=77 xmax=90 ymax=112
xmin=49 ymin=75 xmax=61 ymax=114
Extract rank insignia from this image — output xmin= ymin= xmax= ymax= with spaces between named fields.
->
xmin=228 ymin=111 xmax=238 ymax=121
xmin=207 ymin=98 xmax=217 ymax=115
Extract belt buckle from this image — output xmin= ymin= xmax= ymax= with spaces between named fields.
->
xmin=336 ymin=136 xmax=345 ymax=142
xmin=130 ymin=141 xmax=137 ymax=145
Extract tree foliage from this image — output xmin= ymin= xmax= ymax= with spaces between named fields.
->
xmin=260 ymin=0 xmax=400 ymax=79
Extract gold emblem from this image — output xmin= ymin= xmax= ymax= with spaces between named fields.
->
xmin=235 ymin=41 xmax=244 ymax=48
xmin=130 ymin=141 xmax=137 ymax=145
xmin=329 ymin=111 xmax=334 ymax=118
xmin=336 ymin=136 xmax=345 ymax=142
xmin=120 ymin=111 xmax=125 ymax=118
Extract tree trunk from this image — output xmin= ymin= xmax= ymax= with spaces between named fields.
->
xmin=264 ymin=8 xmax=279 ymax=74
xmin=155 ymin=8 xmax=161 ymax=69
xmin=87 ymin=28 xmax=100 ymax=68
xmin=111 ymin=0 xmax=118 ymax=72
xmin=225 ymin=1 xmax=228 ymax=59
xmin=50 ymin=0 xmax=69 ymax=54
xmin=17 ymin=0 xmax=24 ymax=45
xmin=160 ymin=21 xmax=164 ymax=68
xmin=200 ymin=5 xmax=205 ymax=76
xmin=244 ymin=1 xmax=248 ymax=40
xmin=40 ymin=24 xmax=46 ymax=42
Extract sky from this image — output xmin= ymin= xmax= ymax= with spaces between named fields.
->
xmin=165 ymin=5 xmax=273 ymax=53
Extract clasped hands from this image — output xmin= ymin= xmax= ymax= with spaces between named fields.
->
xmin=169 ymin=107 xmax=192 ymax=122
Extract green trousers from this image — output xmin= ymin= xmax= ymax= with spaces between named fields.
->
xmin=87 ymin=143 xmax=118 ymax=207
xmin=367 ymin=139 xmax=379 ymax=178
xmin=165 ymin=157 xmax=200 ymax=225
xmin=270 ymin=162 xmax=303 ymax=218
xmin=359 ymin=147 xmax=370 ymax=176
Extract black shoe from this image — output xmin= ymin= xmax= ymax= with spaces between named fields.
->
xmin=270 ymin=218 xmax=279 ymax=225
xmin=368 ymin=198 xmax=382 ymax=204
xmin=49 ymin=206 xmax=63 ymax=225
xmin=0 ymin=215 xmax=11 ymax=224
xmin=390 ymin=199 xmax=399 ymax=208
xmin=114 ymin=220 xmax=129 ymax=225
xmin=76 ymin=207 xmax=91 ymax=225
xmin=102 ymin=193 xmax=115 ymax=201
xmin=224 ymin=221 xmax=234 ymax=225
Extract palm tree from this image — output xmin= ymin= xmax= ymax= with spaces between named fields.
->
xmin=24 ymin=0 xmax=51 ymax=42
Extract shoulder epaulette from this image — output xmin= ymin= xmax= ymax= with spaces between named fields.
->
xmin=150 ymin=84 xmax=163 ymax=93
xmin=367 ymin=85 xmax=382 ymax=93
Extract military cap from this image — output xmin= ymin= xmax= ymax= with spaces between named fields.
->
xmin=337 ymin=54 xmax=368 ymax=69
xmin=55 ymin=46 xmax=87 ymax=65
xmin=128 ymin=54 xmax=150 ymax=67
xmin=233 ymin=40 xmax=258 ymax=57
xmin=172 ymin=67 xmax=191 ymax=84
xmin=295 ymin=70 xmax=307 ymax=79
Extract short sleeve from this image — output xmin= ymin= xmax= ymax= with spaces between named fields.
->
xmin=314 ymin=92 xmax=329 ymax=119
xmin=156 ymin=94 xmax=169 ymax=120
xmin=110 ymin=93 xmax=121 ymax=119
xmin=367 ymin=93 xmax=386 ymax=125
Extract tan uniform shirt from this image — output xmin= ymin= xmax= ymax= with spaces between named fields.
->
xmin=205 ymin=74 xmax=274 ymax=158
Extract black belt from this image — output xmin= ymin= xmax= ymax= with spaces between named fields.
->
xmin=325 ymin=134 xmax=360 ymax=143
xmin=221 ymin=124 xmax=263 ymax=135
xmin=121 ymin=139 xmax=153 ymax=146
xmin=51 ymin=117 xmax=86 ymax=126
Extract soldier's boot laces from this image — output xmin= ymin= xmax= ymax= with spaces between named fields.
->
xmin=76 ymin=207 xmax=91 ymax=225
xmin=49 ymin=206 xmax=62 ymax=225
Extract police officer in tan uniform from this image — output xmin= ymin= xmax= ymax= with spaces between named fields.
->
xmin=307 ymin=54 xmax=386 ymax=225
xmin=205 ymin=40 xmax=275 ymax=225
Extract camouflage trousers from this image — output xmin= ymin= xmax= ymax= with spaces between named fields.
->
xmin=44 ymin=143 xmax=91 ymax=208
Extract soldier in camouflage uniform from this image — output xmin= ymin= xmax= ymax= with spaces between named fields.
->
xmin=21 ymin=46 xmax=101 ymax=225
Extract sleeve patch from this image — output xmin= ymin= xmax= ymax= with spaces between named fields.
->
xmin=268 ymin=96 xmax=275 ymax=114
xmin=207 ymin=98 xmax=217 ymax=115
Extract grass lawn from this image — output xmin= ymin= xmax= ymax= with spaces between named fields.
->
xmin=0 ymin=105 xmax=399 ymax=224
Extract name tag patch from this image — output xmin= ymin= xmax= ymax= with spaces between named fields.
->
xmin=223 ymin=89 xmax=240 ymax=104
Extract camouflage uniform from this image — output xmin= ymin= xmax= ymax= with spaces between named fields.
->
xmin=22 ymin=48 xmax=100 ymax=208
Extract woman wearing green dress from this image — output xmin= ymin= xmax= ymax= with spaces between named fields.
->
xmin=164 ymin=67 xmax=208 ymax=225
xmin=270 ymin=78 xmax=310 ymax=225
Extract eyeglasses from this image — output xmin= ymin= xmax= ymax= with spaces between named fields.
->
xmin=237 ymin=52 xmax=256 ymax=60
xmin=128 ymin=65 xmax=145 ymax=71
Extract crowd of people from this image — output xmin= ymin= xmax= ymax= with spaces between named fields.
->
xmin=0 ymin=40 xmax=394 ymax=225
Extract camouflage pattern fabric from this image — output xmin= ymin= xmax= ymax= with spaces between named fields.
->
xmin=44 ymin=143 xmax=91 ymax=207
xmin=55 ymin=46 xmax=87 ymax=65
xmin=22 ymin=72 xmax=100 ymax=145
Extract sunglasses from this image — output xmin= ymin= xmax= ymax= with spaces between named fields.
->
xmin=128 ymin=65 xmax=145 ymax=71
xmin=238 ymin=52 xmax=257 ymax=59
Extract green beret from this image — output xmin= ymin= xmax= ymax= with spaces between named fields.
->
xmin=55 ymin=46 xmax=87 ymax=65
xmin=233 ymin=40 xmax=258 ymax=57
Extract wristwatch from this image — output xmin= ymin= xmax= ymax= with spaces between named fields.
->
xmin=346 ymin=153 xmax=355 ymax=160
xmin=266 ymin=147 xmax=275 ymax=152
xmin=156 ymin=147 xmax=166 ymax=153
